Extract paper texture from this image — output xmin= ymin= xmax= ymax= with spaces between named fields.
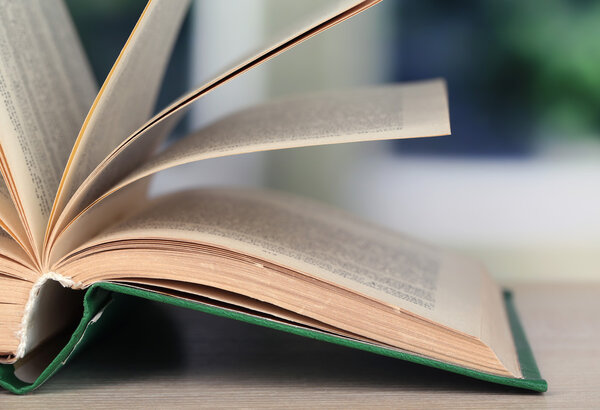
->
xmin=48 ymin=0 xmax=191 ymax=238
xmin=0 ymin=0 xmax=97 ymax=254
xmin=0 ymin=177 xmax=30 ymax=257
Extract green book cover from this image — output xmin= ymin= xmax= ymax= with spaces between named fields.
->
xmin=0 ymin=282 xmax=547 ymax=394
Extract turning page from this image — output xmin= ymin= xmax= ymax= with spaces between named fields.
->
xmin=121 ymin=80 xmax=450 ymax=187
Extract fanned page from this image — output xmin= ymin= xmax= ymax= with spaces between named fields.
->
xmin=122 ymin=80 xmax=450 ymax=186
xmin=48 ymin=80 xmax=449 ymax=260
xmin=48 ymin=0 xmax=382 ymax=252
xmin=56 ymin=188 xmax=521 ymax=378
xmin=0 ymin=0 xmax=97 ymax=257
xmin=47 ymin=0 xmax=191 ymax=243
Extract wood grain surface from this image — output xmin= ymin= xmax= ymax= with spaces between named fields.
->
xmin=1 ymin=283 xmax=598 ymax=408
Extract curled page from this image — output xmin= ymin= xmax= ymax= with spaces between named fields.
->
xmin=47 ymin=80 xmax=450 ymax=260
xmin=126 ymin=80 xmax=450 ymax=188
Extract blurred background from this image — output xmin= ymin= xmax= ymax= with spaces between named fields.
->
xmin=66 ymin=0 xmax=600 ymax=282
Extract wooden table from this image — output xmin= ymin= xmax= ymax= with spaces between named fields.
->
xmin=1 ymin=283 xmax=599 ymax=408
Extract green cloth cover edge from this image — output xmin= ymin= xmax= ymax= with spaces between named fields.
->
xmin=0 ymin=282 xmax=548 ymax=394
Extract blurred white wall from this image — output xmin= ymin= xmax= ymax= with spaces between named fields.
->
xmin=337 ymin=150 xmax=600 ymax=282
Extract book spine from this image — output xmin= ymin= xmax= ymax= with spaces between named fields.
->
xmin=15 ymin=273 xmax=82 ymax=359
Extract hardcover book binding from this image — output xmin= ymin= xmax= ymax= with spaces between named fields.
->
xmin=0 ymin=0 xmax=548 ymax=394
xmin=0 ymin=283 xmax=547 ymax=394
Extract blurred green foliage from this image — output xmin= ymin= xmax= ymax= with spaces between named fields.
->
xmin=487 ymin=0 xmax=600 ymax=139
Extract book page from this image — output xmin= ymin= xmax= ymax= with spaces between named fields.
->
xmin=48 ymin=0 xmax=381 ymax=246
xmin=126 ymin=79 xmax=449 ymax=186
xmin=47 ymin=0 xmax=191 ymax=239
xmin=60 ymin=187 xmax=520 ymax=377
xmin=47 ymin=79 xmax=449 ymax=255
xmin=0 ymin=177 xmax=32 ymax=260
xmin=74 ymin=188 xmax=480 ymax=337
xmin=0 ymin=0 xmax=97 ymax=255
xmin=47 ymin=179 xmax=150 ymax=268
xmin=0 ymin=225 xmax=34 ymax=271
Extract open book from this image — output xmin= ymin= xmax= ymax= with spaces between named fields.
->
xmin=0 ymin=0 xmax=546 ymax=393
